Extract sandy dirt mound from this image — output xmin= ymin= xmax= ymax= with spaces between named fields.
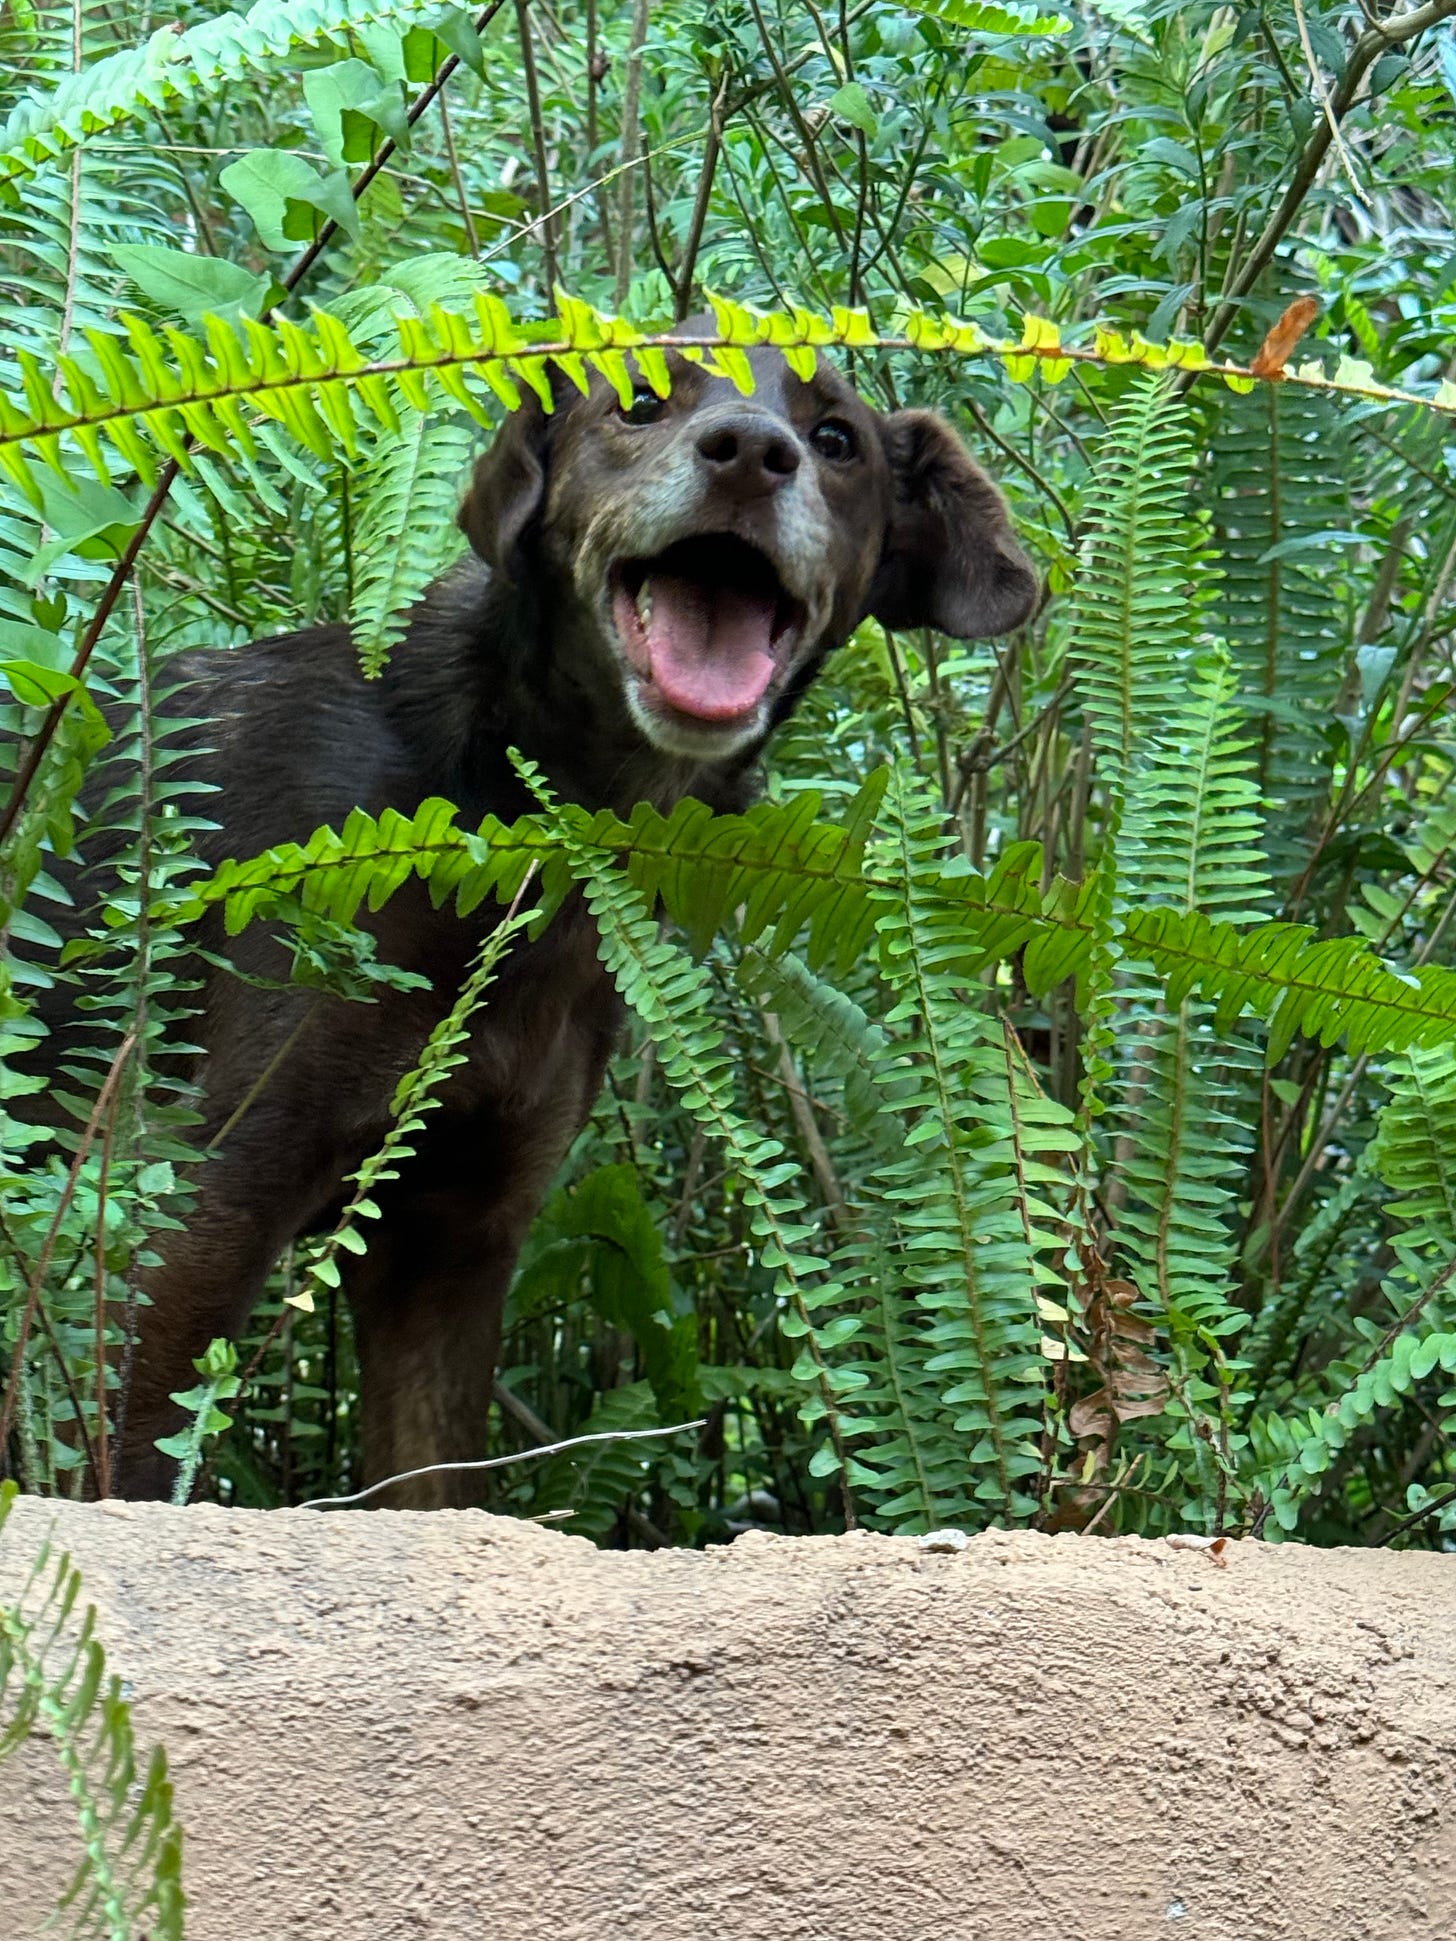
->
xmin=1 ymin=1498 xmax=1454 ymax=1939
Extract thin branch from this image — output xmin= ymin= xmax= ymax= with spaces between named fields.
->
xmin=745 ymin=0 xmax=847 ymax=248
xmin=299 ymin=1418 xmax=706 ymax=1510
xmin=1289 ymin=0 xmax=1371 ymax=208
xmin=587 ymin=0 xmax=614 ymax=263
xmin=1377 ymin=1482 xmax=1456 ymax=1546
xmin=761 ymin=1009 xmax=846 ymax=1227
xmin=639 ymin=146 xmax=676 ymax=287
xmin=613 ymin=0 xmax=652 ymax=308
xmin=516 ymin=0 xmax=560 ymax=292
xmin=1203 ymin=0 xmax=1456 ymax=355
xmin=673 ymin=73 xmax=728 ymax=320
xmin=92 ymin=1061 xmax=120 ymax=1499
xmin=437 ymin=85 xmax=481 ymax=255
xmin=0 ymin=1032 xmax=137 ymax=1465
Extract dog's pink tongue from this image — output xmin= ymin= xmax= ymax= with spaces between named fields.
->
xmin=645 ymin=573 xmax=777 ymax=722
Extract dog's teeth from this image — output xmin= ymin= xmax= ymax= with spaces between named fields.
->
xmin=636 ymin=582 xmax=653 ymax=630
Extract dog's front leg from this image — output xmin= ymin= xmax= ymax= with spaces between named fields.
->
xmin=111 ymin=1194 xmax=299 ymax=1498
xmin=343 ymin=1162 xmax=542 ymax=1511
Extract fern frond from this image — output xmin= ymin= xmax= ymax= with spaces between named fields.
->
xmin=0 ymin=1482 xmax=185 ymax=1939
xmin=1243 ymin=1052 xmax=1456 ymax=1531
xmin=189 ymin=788 xmax=1456 ymax=1061
xmin=1064 ymin=372 xmax=1205 ymax=787
xmin=1118 ymin=650 xmax=1271 ymax=922
xmin=832 ymin=762 xmax=1059 ymax=1527
xmin=1209 ymin=382 xmax=1351 ymax=876
xmin=514 ymin=756 xmax=861 ymax=1505
xmin=1371 ymin=1046 xmax=1456 ymax=1270
xmin=1250 ymin=1328 xmax=1456 ymax=1534
xmin=349 ymin=406 xmax=472 ymax=676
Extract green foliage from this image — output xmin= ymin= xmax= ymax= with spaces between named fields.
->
xmin=185 ymin=785 xmax=1456 ymax=1059
xmin=0 ymin=1481 xmax=184 ymax=1939
xmin=4 ymin=0 xmax=1456 ymax=1587
xmin=157 ymin=1337 xmax=242 ymax=1507
xmin=516 ymin=1164 xmax=702 ymax=1424
xmin=350 ymin=405 xmax=473 ymax=674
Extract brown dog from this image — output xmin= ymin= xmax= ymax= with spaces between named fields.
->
xmin=22 ymin=333 xmax=1037 ymax=1505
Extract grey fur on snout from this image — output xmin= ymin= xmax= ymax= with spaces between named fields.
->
xmin=557 ymin=405 xmax=838 ymax=759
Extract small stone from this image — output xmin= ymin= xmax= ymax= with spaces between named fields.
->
xmin=918 ymin=1528 xmax=971 ymax=1554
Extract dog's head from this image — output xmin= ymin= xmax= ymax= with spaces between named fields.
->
xmin=458 ymin=329 xmax=1038 ymax=762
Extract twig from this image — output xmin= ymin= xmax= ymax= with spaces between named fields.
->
xmin=587 ymin=0 xmax=614 ymax=263
xmin=882 ymin=626 xmax=925 ymax=772
xmin=279 ymin=0 xmax=512 ymax=294
xmin=437 ymin=86 xmax=481 ymax=255
xmin=33 ymin=1286 xmax=100 ymax=1491
xmin=613 ymin=0 xmax=652 ymax=308
xmin=1377 ymin=1483 xmax=1456 ymax=1546
xmin=639 ymin=146 xmax=676 ymax=287
xmin=515 ymin=0 xmax=560 ymax=292
xmin=92 ymin=1059 xmax=120 ymax=1498
xmin=204 ymin=1001 xmax=321 ymax=1153
xmin=761 ymin=1009 xmax=846 ymax=1226
xmin=298 ymin=1418 xmax=707 ymax=1509
xmin=673 ymin=74 xmax=728 ymax=319
xmin=1289 ymin=0 xmax=1370 ymax=208
xmin=0 ymin=462 xmax=179 ymax=851
xmin=745 ymin=0 xmax=847 ymax=249
xmin=963 ymin=394 xmax=1077 ymax=545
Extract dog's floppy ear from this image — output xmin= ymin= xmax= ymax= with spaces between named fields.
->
xmin=868 ymin=410 xmax=1039 ymax=638
xmin=457 ymin=394 xmax=550 ymax=580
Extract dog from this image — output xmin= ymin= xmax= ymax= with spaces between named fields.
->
xmin=16 ymin=328 xmax=1037 ymax=1506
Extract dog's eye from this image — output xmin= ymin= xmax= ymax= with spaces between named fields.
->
xmin=622 ymin=387 xmax=667 ymax=426
xmin=810 ymin=419 xmax=856 ymax=462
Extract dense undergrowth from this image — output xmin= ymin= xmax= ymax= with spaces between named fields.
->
xmin=2 ymin=0 xmax=1456 ymax=1581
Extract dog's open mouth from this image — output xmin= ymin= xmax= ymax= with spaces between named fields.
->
xmin=610 ymin=535 xmax=806 ymax=725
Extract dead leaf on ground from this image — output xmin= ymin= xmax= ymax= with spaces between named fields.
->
xmin=1165 ymin=1533 xmax=1229 ymax=1568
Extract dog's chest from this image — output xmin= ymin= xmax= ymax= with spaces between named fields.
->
xmin=429 ymin=901 xmax=622 ymax=1125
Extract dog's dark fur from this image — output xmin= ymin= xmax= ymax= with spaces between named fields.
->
xmin=16 ymin=336 xmax=1036 ymax=1506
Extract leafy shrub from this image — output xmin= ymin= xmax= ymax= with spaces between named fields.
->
xmin=1 ymin=0 xmax=1455 ymax=1555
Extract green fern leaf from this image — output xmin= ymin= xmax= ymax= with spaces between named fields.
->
xmin=349 ymin=406 xmax=472 ymax=677
xmin=0 ymin=1483 xmax=185 ymax=1939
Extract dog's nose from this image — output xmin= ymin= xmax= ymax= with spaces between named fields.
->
xmin=694 ymin=411 xmax=801 ymax=498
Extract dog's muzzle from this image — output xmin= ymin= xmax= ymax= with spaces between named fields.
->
xmin=608 ymin=533 xmax=810 ymax=738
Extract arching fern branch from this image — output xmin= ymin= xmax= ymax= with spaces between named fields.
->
xmin=512 ymin=755 xmax=861 ymax=1517
xmin=1063 ymin=372 xmax=1275 ymax=1518
xmin=1247 ymin=1048 xmax=1456 ymax=1532
xmin=834 ymin=760 xmax=1065 ymax=1526
xmin=185 ymin=787 xmax=1456 ymax=1060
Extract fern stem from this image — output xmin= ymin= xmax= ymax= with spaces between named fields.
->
xmin=0 ymin=1035 xmax=136 ymax=1463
